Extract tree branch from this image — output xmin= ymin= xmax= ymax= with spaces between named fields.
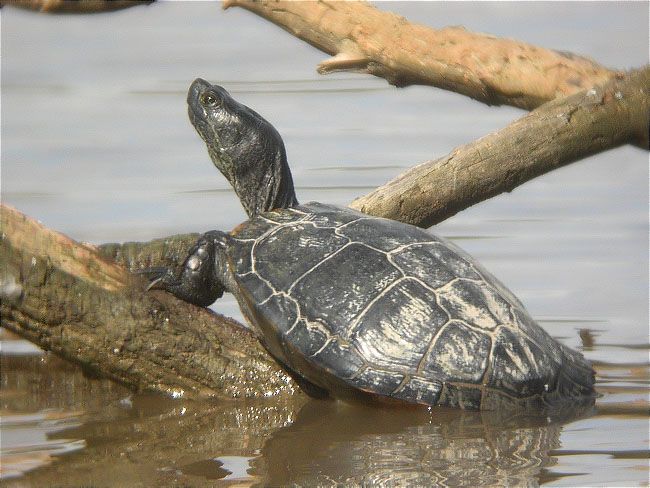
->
xmin=223 ymin=0 xmax=617 ymax=110
xmin=351 ymin=67 xmax=650 ymax=228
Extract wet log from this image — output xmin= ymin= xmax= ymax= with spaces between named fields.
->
xmin=351 ymin=67 xmax=650 ymax=228
xmin=223 ymin=0 xmax=617 ymax=111
xmin=0 ymin=0 xmax=153 ymax=13
xmin=0 ymin=205 xmax=299 ymax=400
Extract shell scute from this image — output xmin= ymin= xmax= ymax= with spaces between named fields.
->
xmin=391 ymin=242 xmax=480 ymax=288
xmin=231 ymin=217 xmax=276 ymax=240
xmin=420 ymin=320 xmax=491 ymax=384
xmin=285 ymin=319 xmax=330 ymax=357
xmin=512 ymin=308 xmax=564 ymax=365
xmin=437 ymin=279 xmax=514 ymax=331
xmin=310 ymin=338 xmax=365 ymax=380
xmin=249 ymin=223 xmax=347 ymax=291
xmin=392 ymin=376 xmax=443 ymax=405
xmin=263 ymin=207 xmax=309 ymax=224
xmin=339 ymin=217 xmax=439 ymax=252
xmin=350 ymin=367 xmax=405 ymax=395
xmin=255 ymin=293 xmax=299 ymax=335
xmin=487 ymin=327 xmax=559 ymax=398
xmin=300 ymin=202 xmax=366 ymax=227
xmin=290 ymin=243 xmax=402 ymax=330
xmin=351 ymin=278 xmax=448 ymax=371
xmin=237 ymin=271 xmax=273 ymax=303
xmin=232 ymin=240 xmax=254 ymax=275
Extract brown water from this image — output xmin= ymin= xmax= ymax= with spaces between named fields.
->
xmin=1 ymin=2 xmax=649 ymax=486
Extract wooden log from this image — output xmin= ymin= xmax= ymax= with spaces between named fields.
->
xmin=350 ymin=67 xmax=650 ymax=228
xmin=0 ymin=205 xmax=299 ymax=400
xmin=223 ymin=0 xmax=617 ymax=110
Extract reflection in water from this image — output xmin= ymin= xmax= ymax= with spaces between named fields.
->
xmin=180 ymin=455 xmax=258 ymax=483
xmin=1 ymin=339 xmax=595 ymax=487
xmin=2 ymin=386 xmax=303 ymax=487
xmin=0 ymin=411 xmax=85 ymax=480
xmin=1 ymin=333 xmax=646 ymax=487
xmin=0 ymin=348 xmax=125 ymax=481
xmin=253 ymin=400 xmax=594 ymax=487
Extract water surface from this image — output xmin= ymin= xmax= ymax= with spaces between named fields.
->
xmin=1 ymin=2 xmax=648 ymax=486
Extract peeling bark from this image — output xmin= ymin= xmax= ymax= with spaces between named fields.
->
xmin=223 ymin=0 xmax=617 ymax=110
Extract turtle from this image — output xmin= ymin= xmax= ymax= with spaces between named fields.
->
xmin=146 ymin=78 xmax=595 ymax=410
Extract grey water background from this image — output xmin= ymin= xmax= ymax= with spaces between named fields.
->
xmin=1 ymin=1 xmax=648 ymax=486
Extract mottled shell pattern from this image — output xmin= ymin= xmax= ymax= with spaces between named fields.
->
xmin=227 ymin=202 xmax=594 ymax=409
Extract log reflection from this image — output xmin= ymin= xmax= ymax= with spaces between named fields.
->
xmin=2 ymin=351 xmax=593 ymax=487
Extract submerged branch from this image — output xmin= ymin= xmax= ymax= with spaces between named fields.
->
xmin=223 ymin=0 xmax=617 ymax=110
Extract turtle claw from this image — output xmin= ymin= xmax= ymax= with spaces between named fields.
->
xmin=135 ymin=267 xmax=175 ymax=291
xmin=145 ymin=275 xmax=164 ymax=292
xmin=138 ymin=266 xmax=182 ymax=293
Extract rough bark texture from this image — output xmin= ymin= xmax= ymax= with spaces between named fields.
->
xmin=0 ymin=0 xmax=153 ymax=13
xmin=223 ymin=0 xmax=617 ymax=110
xmin=0 ymin=205 xmax=298 ymax=400
xmin=351 ymin=67 xmax=650 ymax=228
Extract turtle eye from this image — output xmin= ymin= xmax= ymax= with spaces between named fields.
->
xmin=201 ymin=92 xmax=220 ymax=107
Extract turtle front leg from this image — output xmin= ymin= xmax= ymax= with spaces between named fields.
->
xmin=141 ymin=231 xmax=226 ymax=307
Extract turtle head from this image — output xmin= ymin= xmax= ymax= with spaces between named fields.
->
xmin=187 ymin=78 xmax=298 ymax=217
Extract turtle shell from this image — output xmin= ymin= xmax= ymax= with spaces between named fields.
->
xmin=227 ymin=203 xmax=594 ymax=409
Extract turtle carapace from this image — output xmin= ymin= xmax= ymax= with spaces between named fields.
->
xmin=145 ymin=79 xmax=595 ymax=410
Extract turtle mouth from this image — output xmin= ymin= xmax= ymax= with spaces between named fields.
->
xmin=187 ymin=102 xmax=208 ymax=141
